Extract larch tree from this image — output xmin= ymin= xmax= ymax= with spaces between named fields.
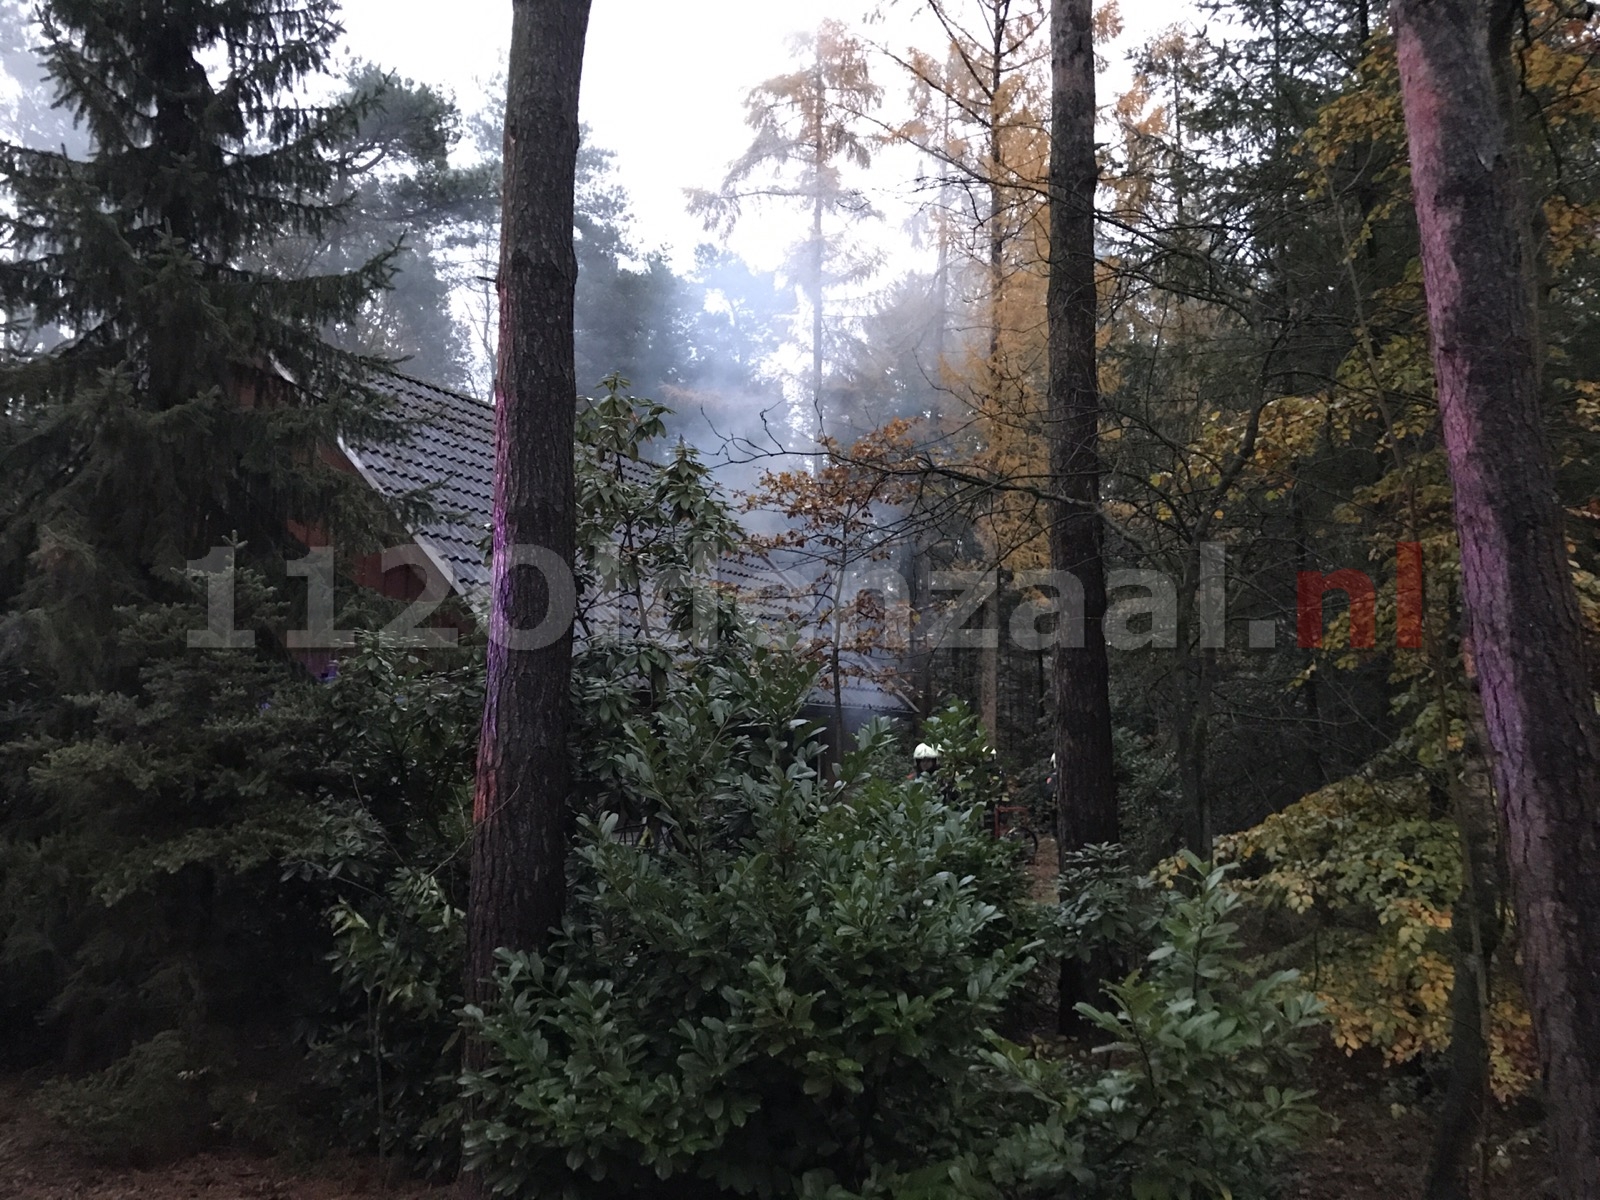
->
xmin=1391 ymin=0 xmax=1600 ymax=1191
xmin=893 ymin=0 xmax=1053 ymax=740
xmin=689 ymin=19 xmax=882 ymax=443
xmin=465 ymin=0 xmax=592 ymax=1075
xmin=1048 ymin=0 xmax=1118 ymax=1030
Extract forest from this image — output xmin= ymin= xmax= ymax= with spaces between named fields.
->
xmin=0 ymin=0 xmax=1597 ymax=1197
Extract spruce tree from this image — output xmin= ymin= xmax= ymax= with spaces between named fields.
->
xmin=0 ymin=0 xmax=399 ymax=684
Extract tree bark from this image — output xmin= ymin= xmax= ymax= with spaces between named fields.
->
xmin=1392 ymin=1 xmax=1600 ymax=1192
xmin=1175 ymin=658 xmax=1211 ymax=855
xmin=465 ymin=0 xmax=592 ymax=1044
xmin=981 ymin=4 xmax=1007 ymax=745
xmin=812 ymin=43 xmax=827 ymax=440
xmin=1425 ymin=669 xmax=1503 ymax=1200
xmin=1424 ymin=929 xmax=1489 ymax=1200
xmin=1049 ymin=0 xmax=1118 ymax=1034
xmin=980 ymin=581 xmax=1001 ymax=740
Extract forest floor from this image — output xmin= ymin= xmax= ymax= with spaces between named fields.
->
xmin=1282 ymin=1055 xmax=1554 ymax=1199
xmin=0 ymin=1077 xmax=455 ymax=1200
xmin=0 ymin=833 xmax=1554 ymax=1200
xmin=0 ymin=1060 xmax=1555 ymax=1200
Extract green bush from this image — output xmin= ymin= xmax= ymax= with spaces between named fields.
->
xmin=286 ymin=638 xmax=483 ymax=1174
xmin=313 ymin=868 xmax=467 ymax=1175
xmin=968 ymin=856 xmax=1326 ymax=1200
xmin=459 ymin=681 xmax=1042 ymax=1198
xmin=37 ymin=1029 xmax=219 ymax=1165
xmin=461 ymin=806 xmax=1324 ymax=1200
xmin=1055 ymin=842 xmax=1161 ymax=968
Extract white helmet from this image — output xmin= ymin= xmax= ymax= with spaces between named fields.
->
xmin=913 ymin=742 xmax=939 ymax=761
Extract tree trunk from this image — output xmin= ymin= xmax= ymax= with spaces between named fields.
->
xmin=980 ymin=581 xmax=1001 ymax=740
xmin=1392 ymin=1 xmax=1600 ymax=1192
xmin=830 ymin=560 xmax=847 ymax=774
xmin=1424 ymin=692 xmax=1502 ymax=1200
xmin=1049 ymin=0 xmax=1119 ymax=1034
xmin=981 ymin=8 xmax=1006 ymax=746
xmin=1424 ymin=930 xmax=1489 ymax=1200
xmin=1175 ymin=670 xmax=1211 ymax=856
xmin=812 ymin=45 xmax=827 ymax=441
xmin=1175 ymin=544 xmax=1212 ymax=855
xmin=464 ymin=0 xmax=592 ymax=1085
xmin=1291 ymin=483 xmax=1326 ymax=783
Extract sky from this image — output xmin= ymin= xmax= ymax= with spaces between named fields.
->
xmin=336 ymin=0 xmax=1183 ymax=274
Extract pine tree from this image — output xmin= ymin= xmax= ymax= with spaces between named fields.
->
xmin=310 ymin=62 xmax=496 ymax=393
xmin=1049 ymin=0 xmax=1117 ymax=1033
xmin=464 ymin=0 xmax=592 ymax=1144
xmin=1394 ymin=0 xmax=1600 ymax=1188
xmin=0 ymin=0 xmax=400 ymax=685
xmin=0 ymin=0 xmax=84 ymax=152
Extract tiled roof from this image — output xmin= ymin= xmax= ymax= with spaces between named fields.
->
xmin=342 ymin=373 xmax=498 ymax=596
xmin=344 ymin=372 xmax=911 ymax=716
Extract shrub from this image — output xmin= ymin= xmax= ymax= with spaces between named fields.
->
xmin=1212 ymin=777 xmax=1535 ymax=1100
xmin=947 ymin=857 xmax=1326 ymax=1200
xmin=290 ymin=638 xmax=484 ymax=1174
xmin=1055 ymin=842 xmax=1161 ymax=967
xmin=459 ymin=624 xmax=1325 ymax=1200
xmin=459 ymin=687 xmax=1042 ymax=1199
xmin=313 ymin=868 xmax=467 ymax=1176
xmin=37 ymin=1030 xmax=219 ymax=1165
xmin=1076 ymin=857 xmax=1325 ymax=1197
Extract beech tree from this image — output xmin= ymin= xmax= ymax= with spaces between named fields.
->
xmin=745 ymin=420 xmax=920 ymax=762
xmin=1048 ymin=0 xmax=1118 ymax=1030
xmin=465 ymin=0 xmax=592 ymax=1068
xmin=1391 ymin=0 xmax=1600 ymax=1191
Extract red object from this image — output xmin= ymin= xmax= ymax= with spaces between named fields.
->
xmin=1298 ymin=568 xmax=1377 ymax=649
xmin=1397 ymin=542 xmax=1424 ymax=650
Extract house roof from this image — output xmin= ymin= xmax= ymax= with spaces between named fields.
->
xmin=341 ymin=372 xmax=498 ymax=596
xmin=344 ymin=371 xmax=911 ymax=717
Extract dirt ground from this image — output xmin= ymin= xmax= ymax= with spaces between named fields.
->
xmin=0 ymin=899 xmax=1557 ymax=1200
xmin=0 ymin=1078 xmax=457 ymax=1200
xmin=1281 ymin=1056 xmax=1555 ymax=1200
xmin=0 ymin=1072 xmax=1559 ymax=1200
xmin=1290 ymin=1127 xmax=1555 ymax=1199
xmin=2 ymin=1062 xmax=1557 ymax=1200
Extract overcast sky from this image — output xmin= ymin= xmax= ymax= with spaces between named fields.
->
xmin=336 ymin=0 xmax=1183 ymax=273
